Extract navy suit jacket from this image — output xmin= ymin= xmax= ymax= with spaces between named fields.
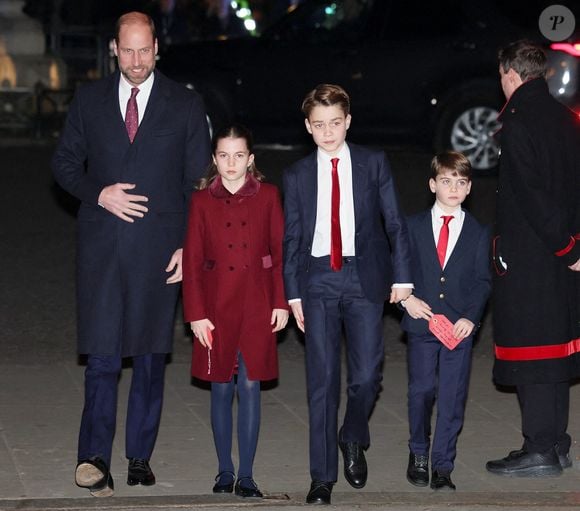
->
xmin=52 ymin=70 xmax=211 ymax=356
xmin=401 ymin=209 xmax=491 ymax=334
xmin=283 ymin=143 xmax=411 ymax=304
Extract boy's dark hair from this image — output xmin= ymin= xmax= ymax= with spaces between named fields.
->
xmin=498 ymin=40 xmax=547 ymax=81
xmin=198 ymin=123 xmax=265 ymax=189
xmin=301 ymin=84 xmax=350 ymax=118
xmin=115 ymin=12 xmax=156 ymax=43
xmin=430 ymin=151 xmax=472 ymax=180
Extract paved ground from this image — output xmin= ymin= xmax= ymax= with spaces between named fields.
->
xmin=1 ymin=142 xmax=580 ymax=510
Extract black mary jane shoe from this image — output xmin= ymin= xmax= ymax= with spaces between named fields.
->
xmin=212 ymin=471 xmax=235 ymax=493
xmin=234 ymin=477 xmax=263 ymax=498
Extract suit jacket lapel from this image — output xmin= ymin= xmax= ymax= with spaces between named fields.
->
xmin=300 ymin=152 xmax=318 ymax=242
xmin=349 ymin=143 xmax=367 ymax=232
xmin=418 ymin=211 xmax=441 ymax=270
xmin=446 ymin=212 xmax=476 ymax=267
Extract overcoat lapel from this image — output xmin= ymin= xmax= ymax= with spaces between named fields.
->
xmin=349 ymin=144 xmax=368 ymax=232
xmin=299 ymin=152 xmax=318 ymax=242
xmin=102 ymin=72 xmax=130 ymax=146
xmin=132 ymin=71 xmax=169 ymax=144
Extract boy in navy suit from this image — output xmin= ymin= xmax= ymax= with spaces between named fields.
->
xmin=283 ymin=84 xmax=412 ymax=505
xmin=401 ymin=151 xmax=491 ymax=490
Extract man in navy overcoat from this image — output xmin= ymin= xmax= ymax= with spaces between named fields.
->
xmin=52 ymin=12 xmax=210 ymax=496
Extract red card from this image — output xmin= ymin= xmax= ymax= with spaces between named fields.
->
xmin=429 ymin=314 xmax=462 ymax=350
xmin=206 ymin=327 xmax=213 ymax=349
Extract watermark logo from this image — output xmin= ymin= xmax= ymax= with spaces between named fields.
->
xmin=539 ymin=4 xmax=576 ymax=41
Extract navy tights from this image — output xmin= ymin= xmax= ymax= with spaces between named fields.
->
xmin=211 ymin=354 xmax=260 ymax=480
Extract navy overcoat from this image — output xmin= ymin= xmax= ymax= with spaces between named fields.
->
xmin=52 ymin=70 xmax=211 ymax=356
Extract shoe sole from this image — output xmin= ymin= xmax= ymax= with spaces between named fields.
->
xmin=127 ymin=477 xmax=156 ymax=486
xmin=75 ymin=463 xmax=105 ymax=487
xmin=407 ymin=474 xmax=429 ymax=487
xmin=486 ymin=465 xmax=563 ymax=477
xmin=89 ymin=484 xmax=114 ymax=497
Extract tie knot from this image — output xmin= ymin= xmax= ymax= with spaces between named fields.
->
xmin=331 ymin=157 xmax=339 ymax=170
xmin=441 ymin=215 xmax=454 ymax=226
xmin=130 ymin=87 xmax=140 ymax=98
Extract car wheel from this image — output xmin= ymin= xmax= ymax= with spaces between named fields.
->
xmin=435 ymin=96 xmax=502 ymax=173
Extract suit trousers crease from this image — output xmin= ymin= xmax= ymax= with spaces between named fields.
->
xmin=303 ymin=259 xmax=384 ymax=482
xmin=78 ymin=353 xmax=166 ymax=467
xmin=517 ymin=381 xmax=571 ymax=454
xmin=407 ymin=333 xmax=472 ymax=473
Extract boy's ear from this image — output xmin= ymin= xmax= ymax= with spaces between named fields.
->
xmin=428 ymin=178 xmax=437 ymax=193
xmin=304 ymin=118 xmax=313 ymax=134
xmin=345 ymin=114 xmax=352 ymax=130
xmin=466 ymin=180 xmax=472 ymax=195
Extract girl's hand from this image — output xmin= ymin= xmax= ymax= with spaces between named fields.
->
xmin=271 ymin=308 xmax=289 ymax=332
xmin=453 ymin=318 xmax=474 ymax=340
xmin=190 ymin=319 xmax=215 ymax=348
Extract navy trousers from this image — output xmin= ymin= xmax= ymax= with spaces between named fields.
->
xmin=303 ymin=257 xmax=384 ymax=483
xmin=407 ymin=332 xmax=472 ymax=474
xmin=78 ymin=353 xmax=166 ymax=467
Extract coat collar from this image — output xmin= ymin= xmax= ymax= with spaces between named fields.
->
xmin=209 ymin=173 xmax=261 ymax=198
xmin=498 ymin=78 xmax=548 ymax=121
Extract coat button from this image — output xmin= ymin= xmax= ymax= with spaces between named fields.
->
xmin=229 ymin=266 xmax=234 ymax=271
xmin=228 ymin=244 xmax=233 ymax=248
xmin=242 ymin=243 xmax=247 ymax=248
xmin=226 ymin=222 xmax=231 ymax=227
xmin=226 ymin=199 xmax=230 ymax=204
xmin=241 ymin=221 xmax=247 ymax=226
xmin=439 ymin=293 xmax=445 ymax=299
xmin=440 ymin=276 xmax=446 ymax=283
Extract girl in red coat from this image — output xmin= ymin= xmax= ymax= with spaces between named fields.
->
xmin=182 ymin=124 xmax=289 ymax=498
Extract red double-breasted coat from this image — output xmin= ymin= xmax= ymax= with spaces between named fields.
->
xmin=182 ymin=175 xmax=287 ymax=382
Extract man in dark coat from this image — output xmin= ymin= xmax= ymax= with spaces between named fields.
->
xmin=52 ymin=11 xmax=210 ymax=496
xmin=486 ymin=40 xmax=580 ymax=477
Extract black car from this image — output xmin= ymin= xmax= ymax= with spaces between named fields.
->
xmin=157 ymin=0 xmax=580 ymax=172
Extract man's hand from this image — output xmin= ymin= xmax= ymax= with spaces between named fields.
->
xmin=403 ymin=295 xmax=433 ymax=320
xmin=190 ymin=318 xmax=215 ymax=349
xmin=98 ymin=183 xmax=148 ymax=223
xmin=390 ymin=287 xmax=412 ymax=304
xmin=271 ymin=308 xmax=290 ymax=332
xmin=569 ymin=257 xmax=580 ymax=272
xmin=165 ymin=249 xmax=183 ymax=284
xmin=453 ymin=318 xmax=474 ymax=340
xmin=290 ymin=301 xmax=305 ymax=332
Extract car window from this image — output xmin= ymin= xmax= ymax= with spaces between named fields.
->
xmin=266 ymin=0 xmax=374 ymax=44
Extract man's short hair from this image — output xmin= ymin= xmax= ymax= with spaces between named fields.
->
xmin=430 ymin=151 xmax=472 ymax=180
xmin=301 ymin=84 xmax=350 ymax=118
xmin=115 ymin=12 xmax=156 ymax=43
xmin=498 ymin=40 xmax=547 ymax=81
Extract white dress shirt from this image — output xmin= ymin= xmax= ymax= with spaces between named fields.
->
xmin=312 ymin=143 xmax=356 ymax=257
xmin=431 ymin=203 xmax=465 ymax=268
xmin=118 ymin=72 xmax=154 ymax=124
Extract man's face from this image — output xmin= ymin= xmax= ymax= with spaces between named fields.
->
xmin=114 ymin=22 xmax=158 ymax=86
xmin=499 ymin=65 xmax=523 ymax=100
xmin=305 ymin=105 xmax=351 ymax=156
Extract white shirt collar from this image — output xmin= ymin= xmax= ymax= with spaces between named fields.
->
xmin=316 ymin=142 xmax=349 ymax=165
xmin=119 ymin=71 xmax=155 ymax=96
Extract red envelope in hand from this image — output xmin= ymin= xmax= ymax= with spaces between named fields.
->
xmin=429 ymin=314 xmax=462 ymax=350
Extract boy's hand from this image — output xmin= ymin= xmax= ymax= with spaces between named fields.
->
xmin=390 ymin=287 xmax=412 ymax=304
xmin=453 ymin=318 xmax=474 ymax=340
xmin=290 ymin=301 xmax=305 ymax=332
xmin=403 ymin=295 xmax=433 ymax=320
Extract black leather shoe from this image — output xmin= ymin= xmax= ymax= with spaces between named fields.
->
xmin=430 ymin=470 xmax=456 ymax=490
xmin=127 ymin=458 xmax=156 ymax=486
xmin=75 ymin=457 xmax=114 ymax=497
xmin=486 ymin=447 xmax=562 ymax=477
xmin=406 ymin=452 xmax=429 ymax=487
xmin=306 ymin=481 xmax=333 ymax=505
xmin=556 ymin=444 xmax=573 ymax=469
xmin=212 ymin=471 xmax=235 ymax=493
xmin=338 ymin=428 xmax=367 ymax=488
xmin=234 ymin=477 xmax=263 ymax=498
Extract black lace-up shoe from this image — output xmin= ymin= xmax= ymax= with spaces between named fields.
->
xmin=406 ymin=452 xmax=429 ymax=487
xmin=127 ymin=458 xmax=156 ymax=486
xmin=338 ymin=427 xmax=367 ymax=488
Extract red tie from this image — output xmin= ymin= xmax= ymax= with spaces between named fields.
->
xmin=436 ymin=215 xmax=454 ymax=268
xmin=330 ymin=157 xmax=342 ymax=271
xmin=125 ymin=87 xmax=139 ymax=143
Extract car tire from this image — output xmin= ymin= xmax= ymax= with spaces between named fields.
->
xmin=434 ymin=93 xmax=502 ymax=174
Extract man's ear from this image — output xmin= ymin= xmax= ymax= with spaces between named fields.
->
xmin=113 ymin=39 xmax=118 ymax=57
xmin=345 ymin=114 xmax=352 ymax=130
xmin=154 ymin=38 xmax=158 ymax=56
xmin=305 ymin=118 xmax=313 ymax=134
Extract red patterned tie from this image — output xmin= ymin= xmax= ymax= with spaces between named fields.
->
xmin=436 ymin=215 xmax=454 ymax=268
xmin=330 ymin=157 xmax=342 ymax=271
xmin=125 ymin=87 xmax=139 ymax=143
